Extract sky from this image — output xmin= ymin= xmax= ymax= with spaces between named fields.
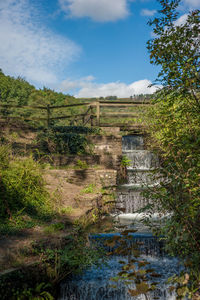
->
xmin=0 ymin=0 xmax=199 ymax=98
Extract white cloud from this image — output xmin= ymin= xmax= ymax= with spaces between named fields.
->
xmin=183 ymin=0 xmax=200 ymax=8
xmin=0 ymin=0 xmax=80 ymax=86
xmin=58 ymin=0 xmax=129 ymax=22
xmin=60 ymin=76 xmax=95 ymax=91
xmin=174 ymin=14 xmax=188 ymax=26
xmin=59 ymin=77 xmax=160 ymax=97
xmin=141 ymin=9 xmax=157 ymax=17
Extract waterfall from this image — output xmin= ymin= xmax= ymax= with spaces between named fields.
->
xmin=59 ymin=233 xmax=181 ymax=300
xmin=59 ymin=256 xmax=179 ymax=300
xmin=59 ymin=135 xmax=181 ymax=300
xmin=116 ymin=188 xmax=149 ymax=213
xmin=116 ymin=135 xmax=159 ymax=220
xmin=89 ymin=233 xmax=164 ymax=257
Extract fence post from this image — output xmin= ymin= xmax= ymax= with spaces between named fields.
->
xmin=90 ymin=106 xmax=94 ymax=127
xmin=96 ymin=101 xmax=100 ymax=126
xmin=90 ymin=115 xmax=93 ymax=127
xmin=47 ymin=104 xmax=50 ymax=128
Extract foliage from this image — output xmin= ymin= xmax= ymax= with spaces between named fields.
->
xmin=44 ymin=222 xmax=65 ymax=234
xmin=60 ymin=206 xmax=74 ymax=215
xmin=0 ymin=69 xmax=34 ymax=106
xmin=145 ymin=0 xmax=200 ymax=297
xmin=147 ymin=0 xmax=200 ymax=106
xmin=0 ymin=144 xmax=10 ymax=169
xmin=118 ymin=155 xmax=131 ymax=184
xmin=105 ymin=96 xmax=118 ymax=100
xmin=80 ymin=184 xmax=96 ymax=194
xmin=36 ymin=126 xmax=100 ymax=155
xmin=145 ymin=91 xmax=200 ymax=297
xmin=0 ymin=146 xmax=51 ymax=224
xmin=13 ymin=283 xmax=54 ymax=300
xmin=121 ymin=155 xmax=131 ymax=167
xmin=36 ymin=129 xmax=89 ymax=155
xmin=51 ymin=126 xmax=101 ymax=135
xmin=32 ymin=225 xmax=106 ymax=287
xmin=0 ymin=270 xmax=53 ymax=300
xmin=0 ymin=220 xmax=105 ymax=299
xmin=0 ymin=70 xmax=83 ymax=127
xmin=60 ymin=235 xmax=105 ymax=274
xmin=75 ymin=159 xmax=89 ymax=169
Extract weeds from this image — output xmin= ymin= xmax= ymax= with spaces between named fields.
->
xmin=80 ymin=184 xmax=96 ymax=194
xmin=44 ymin=223 xmax=65 ymax=234
xmin=36 ymin=126 xmax=99 ymax=155
xmin=60 ymin=206 xmax=74 ymax=215
xmin=121 ymin=155 xmax=131 ymax=167
xmin=0 ymin=145 xmax=53 ymax=234
xmin=118 ymin=155 xmax=131 ymax=184
xmin=0 ymin=157 xmax=51 ymax=219
xmin=75 ymin=159 xmax=88 ymax=169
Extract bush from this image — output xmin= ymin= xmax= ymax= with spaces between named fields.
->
xmin=50 ymin=126 xmax=101 ymax=135
xmin=36 ymin=126 xmax=99 ymax=155
xmin=76 ymin=160 xmax=89 ymax=169
xmin=0 ymin=151 xmax=50 ymax=220
xmin=37 ymin=130 xmax=88 ymax=154
xmin=145 ymin=91 xmax=200 ymax=297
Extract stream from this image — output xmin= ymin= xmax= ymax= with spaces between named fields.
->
xmin=59 ymin=135 xmax=182 ymax=300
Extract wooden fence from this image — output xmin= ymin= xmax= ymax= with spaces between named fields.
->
xmin=0 ymin=100 xmax=151 ymax=128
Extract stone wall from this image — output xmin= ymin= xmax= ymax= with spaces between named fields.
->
xmin=100 ymin=127 xmax=121 ymax=135
xmin=65 ymin=169 xmax=117 ymax=187
xmin=88 ymin=135 xmax=122 ymax=155
xmin=0 ymin=122 xmax=123 ymax=188
xmin=40 ymin=154 xmax=122 ymax=170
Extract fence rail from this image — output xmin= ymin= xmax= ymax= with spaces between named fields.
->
xmin=0 ymin=100 xmax=151 ymax=128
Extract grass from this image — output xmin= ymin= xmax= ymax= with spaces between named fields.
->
xmin=43 ymin=222 xmax=65 ymax=234
xmin=0 ymin=214 xmax=52 ymax=236
xmin=60 ymin=206 xmax=74 ymax=215
xmin=75 ymin=159 xmax=89 ymax=169
xmin=80 ymin=184 xmax=96 ymax=194
xmin=0 ymin=145 xmax=55 ymax=235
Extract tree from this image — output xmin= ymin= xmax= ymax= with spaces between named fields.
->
xmin=146 ymin=1 xmax=200 ymax=298
xmin=147 ymin=0 xmax=200 ymax=107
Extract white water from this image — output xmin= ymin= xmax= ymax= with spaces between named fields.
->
xmin=59 ymin=233 xmax=181 ymax=300
xmin=59 ymin=256 xmax=179 ymax=300
xmin=59 ymin=135 xmax=181 ymax=300
xmin=125 ymin=151 xmax=159 ymax=170
xmin=116 ymin=135 xmax=158 ymax=215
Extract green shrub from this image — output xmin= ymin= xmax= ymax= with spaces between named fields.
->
xmin=121 ymin=155 xmax=131 ymax=167
xmin=145 ymin=91 xmax=200 ymax=297
xmin=76 ymin=159 xmax=88 ymax=169
xmin=80 ymin=184 xmax=96 ymax=194
xmin=50 ymin=126 xmax=101 ymax=135
xmin=44 ymin=222 xmax=65 ymax=234
xmin=36 ymin=129 xmax=90 ymax=155
xmin=0 ymin=144 xmax=10 ymax=169
xmin=60 ymin=206 xmax=74 ymax=215
xmin=0 ymin=152 xmax=50 ymax=220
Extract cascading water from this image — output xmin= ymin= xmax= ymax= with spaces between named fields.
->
xmin=59 ymin=135 xmax=181 ymax=300
xmin=116 ymin=135 xmax=159 ymax=223
xmin=59 ymin=233 xmax=181 ymax=300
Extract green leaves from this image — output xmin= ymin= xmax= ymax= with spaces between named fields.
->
xmin=145 ymin=4 xmax=200 ymax=293
xmin=147 ymin=1 xmax=200 ymax=107
xmin=146 ymin=4 xmax=200 ymax=297
xmin=37 ymin=128 xmax=90 ymax=155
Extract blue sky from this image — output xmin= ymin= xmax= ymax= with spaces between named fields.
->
xmin=0 ymin=0 xmax=198 ymax=97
